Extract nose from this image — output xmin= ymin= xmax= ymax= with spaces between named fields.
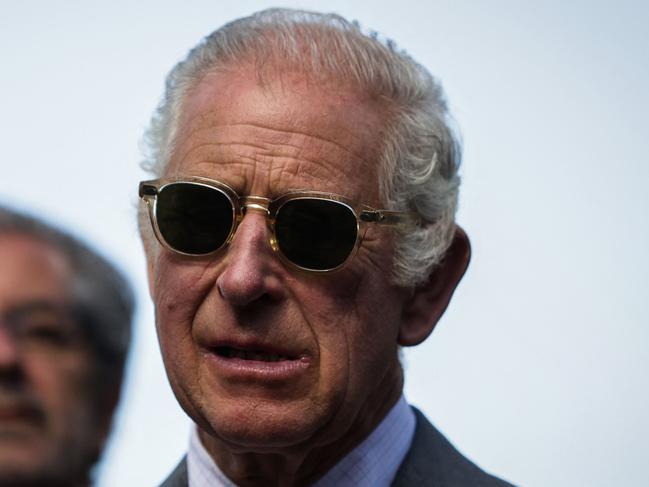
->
xmin=0 ymin=322 xmax=20 ymax=369
xmin=216 ymin=211 xmax=284 ymax=307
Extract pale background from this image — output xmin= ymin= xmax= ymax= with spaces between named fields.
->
xmin=1 ymin=1 xmax=647 ymax=486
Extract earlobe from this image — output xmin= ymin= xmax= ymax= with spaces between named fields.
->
xmin=398 ymin=225 xmax=471 ymax=346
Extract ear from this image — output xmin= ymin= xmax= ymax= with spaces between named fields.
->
xmin=398 ymin=225 xmax=471 ymax=346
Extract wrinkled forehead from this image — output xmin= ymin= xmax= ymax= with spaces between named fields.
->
xmin=167 ymin=66 xmax=391 ymax=198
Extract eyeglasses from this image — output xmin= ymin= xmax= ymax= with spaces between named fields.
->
xmin=139 ymin=176 xmax=415 ymax=272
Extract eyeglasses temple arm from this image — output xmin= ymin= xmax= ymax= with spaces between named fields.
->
xmin=139 ymin=183 xmax=158 ymax=198
xmin=359 ymin=210 xmax=417 ymax=227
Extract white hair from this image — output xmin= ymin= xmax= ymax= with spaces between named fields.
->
xmin=141 ymin=8 xmax=461 ymax=286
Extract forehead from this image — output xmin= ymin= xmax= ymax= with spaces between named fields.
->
xmin=168 ymin=67 xmax=388 ymax=202
xmin=0 ymin=233 xmax=72 ymax=310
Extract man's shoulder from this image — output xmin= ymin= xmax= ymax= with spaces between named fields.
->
xmin=155 ymin=410 xmax=515 ymax=487
xmin=159 ymin=456 xmax=188 ymax=487
xmin=392 ymin=408 xmax=516 ymax=487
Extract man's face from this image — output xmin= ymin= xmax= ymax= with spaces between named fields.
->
xmin=149 ymin=68 xmax=411 ymax=455
xmin=0 ymin=234 xmax=101 ymax=485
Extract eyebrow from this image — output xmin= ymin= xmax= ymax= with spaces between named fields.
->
xmin=2 ymin=300 xmax=78 ymax=324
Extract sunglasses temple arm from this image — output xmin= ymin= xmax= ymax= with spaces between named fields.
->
xmin=139 ymin=182 xmax=159 ymax=198
xmin=359 ymin=210 xmax=417 ymax=227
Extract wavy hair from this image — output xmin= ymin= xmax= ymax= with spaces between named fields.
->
xmin=141 ymin=8 xmax=461 ymax=286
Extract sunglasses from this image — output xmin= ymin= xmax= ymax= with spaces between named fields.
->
xmin=139 ymin=177 xmax=415 ymax=272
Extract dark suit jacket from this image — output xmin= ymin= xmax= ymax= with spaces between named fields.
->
xmin=159 ymin=408 xmax=514 ymax=487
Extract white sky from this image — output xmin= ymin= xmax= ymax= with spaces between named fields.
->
xmin=1 ymin=1 xmax=647 ymax=486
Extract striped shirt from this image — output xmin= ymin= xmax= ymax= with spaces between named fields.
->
xmin=187 ymin=395 xmax=415 ymax=487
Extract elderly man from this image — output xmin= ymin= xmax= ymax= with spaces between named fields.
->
xmin=0 ymin=206 xmax=133 ymax=487
xmin=139 ymin=8 xmax=512 ymax=487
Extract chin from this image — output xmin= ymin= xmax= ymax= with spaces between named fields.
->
xmin=195 ymin=395 xmax=330 ymax=452
xmin=0 ymin=438 xmax=47 ymax=468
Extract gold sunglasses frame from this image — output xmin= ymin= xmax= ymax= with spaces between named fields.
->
xmin=139 ymin=176 xmax=415 ymax=273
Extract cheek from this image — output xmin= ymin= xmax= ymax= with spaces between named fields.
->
xmin=153 ymin=255 xmax=217 ymax=349
xmin=346 ymin=293 xmax=402 ymax=382
xmin=26 ymin=353 xmax=94 ymax=435
xmin=152 ymin=255 xmax=221 ymax=402
xmin=298 ymin=270 xmax=403 ymax=394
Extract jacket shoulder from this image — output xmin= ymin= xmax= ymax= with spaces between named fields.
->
xmin=392 ymin=408 xmax=516 ymax=487
xmin=158 ymin=457 xmax=188 ymax=487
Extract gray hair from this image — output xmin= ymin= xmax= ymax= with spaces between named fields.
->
xmin=0 ymin=205 xmax=133 ymax=390
xmin=141 ymin=8 xmax=461 ymax=286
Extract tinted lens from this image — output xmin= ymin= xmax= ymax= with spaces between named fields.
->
xmin=155 ymin=183 xmax=234 ymax=255
xmin=275 ymin=198 xmax=358 ymax=270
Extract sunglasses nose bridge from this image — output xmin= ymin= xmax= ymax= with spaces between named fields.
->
xmin=221 ymin=196 xmax=286 ymax=276
xmin=238 ymin=196 xmax=276 ymax=249
xmin=240 ymin=196 xmax=271 ymax=216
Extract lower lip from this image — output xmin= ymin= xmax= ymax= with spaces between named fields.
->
xmin=205 ymin=353 xmax=311 ymax=382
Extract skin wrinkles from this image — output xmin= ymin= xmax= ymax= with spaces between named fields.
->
xmin=176 ymin=123 xmax=354 ymax=160
xmin=198 ymin=257 xmax=401 ymax=484
xmin=169 ymin=125 xmax=375 ymax=202
xmin=148 ymin=67 xmax=410 ymax=486
xmin=178 ymin=115 xmax=374 ymax=163
xmin=154 ymin=223 xmax=404 ymax=485
xmin=153 ymin=221 xmax=393 ymax=442
xmin=168 ymin=71 xmax=386 ymax=199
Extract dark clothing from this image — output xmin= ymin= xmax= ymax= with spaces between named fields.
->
xmin=159 ymin=408 xmax=515 ymax=487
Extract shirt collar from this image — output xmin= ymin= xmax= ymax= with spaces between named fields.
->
xmin=187 ymin=395 xmax=415 ymax=487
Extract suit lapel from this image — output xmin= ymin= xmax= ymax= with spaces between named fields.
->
xmin=159 ymin=457 xmax=188 ymax=487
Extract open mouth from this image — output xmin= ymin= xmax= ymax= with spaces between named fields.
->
xmin=207 ymin=343 xmax=310 ymax=379
xmin=214 ymin=346 xmax=296 ymax=362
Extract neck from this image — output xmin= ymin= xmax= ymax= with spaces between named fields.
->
xmin=199 ymin=365 xmax=403 ymax=487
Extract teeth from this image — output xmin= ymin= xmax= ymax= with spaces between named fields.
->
xmin=218 ymin=347 xmax=289 ymax=361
